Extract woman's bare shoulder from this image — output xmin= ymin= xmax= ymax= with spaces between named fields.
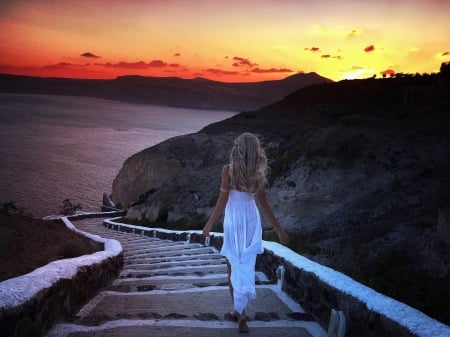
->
xmin=220 ymin=164 xmax=231 ymax=191
xmin=222 ymin=164 xmax=230 ymax=174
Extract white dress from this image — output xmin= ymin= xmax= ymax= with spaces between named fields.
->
xmin=220 ymin=189 xmax=264 ymax=314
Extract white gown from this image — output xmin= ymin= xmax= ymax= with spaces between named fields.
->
xmin=220 ymin=189 xmax=264 ymax=314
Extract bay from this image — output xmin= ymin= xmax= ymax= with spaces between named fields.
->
xmin=0 ymin=94 xmax=236 ymax=217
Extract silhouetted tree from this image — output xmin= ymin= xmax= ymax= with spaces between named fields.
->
xmin=439 ymin=62 xmax=450 ymax=79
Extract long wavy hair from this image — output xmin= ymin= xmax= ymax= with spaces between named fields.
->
xmin=229 ymin=133 xmax=267 ymax=193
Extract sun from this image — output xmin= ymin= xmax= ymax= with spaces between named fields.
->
xmin=341 ymin=67 xmax=375 ymax=80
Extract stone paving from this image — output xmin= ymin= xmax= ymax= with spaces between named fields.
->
xmin=45 ymin=218 xmax=327 ymax=337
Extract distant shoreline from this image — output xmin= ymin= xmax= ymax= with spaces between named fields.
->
xmin=0 ymin=72 xmax=332 ymax=112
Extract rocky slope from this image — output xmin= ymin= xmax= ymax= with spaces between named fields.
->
xmin=112 ymin=72 xmax=450 ymax=324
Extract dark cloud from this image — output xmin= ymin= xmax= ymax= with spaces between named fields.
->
xmin=251 ymin=67 xmax=292 ymax=73
xmin=443 ymin=51 xmax=449 ymax=56
xmin=232 ymin=57 xmax=257 ymax=67
xmin=364 ymin=45 xmax=375 ymax=52
xmin=305 ymin=47 xmax=320 ymax=52
xmin=148 ymin=60 xmax=167 ymax=67
xmin=44 ymin=62 xmax=73 ymax=69
xmin=94 ymin=60 xmax=173 ymax=69
xmin=95 ymin=61 xmax=149 ymax=69
xmin=204 ymin=68 xmax=239 ymax=75
xmin=81 ymin=52 xmax=100 ymax=58
xmin=321 ymin=54 xmax=342 ymax=60
xmin=174 ymin=52 xmax=181 ymax=57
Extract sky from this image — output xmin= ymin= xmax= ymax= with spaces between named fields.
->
xmin=0 ymin=0 xmax=449 ymax=82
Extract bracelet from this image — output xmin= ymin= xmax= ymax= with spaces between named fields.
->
xmin=220 ymin=187 xmax=229 ymax=193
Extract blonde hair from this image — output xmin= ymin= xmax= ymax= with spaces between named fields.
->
xmin=229 ymin=132 xmax=267 ymax=193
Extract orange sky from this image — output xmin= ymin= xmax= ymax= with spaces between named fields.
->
xmin=0 ymin=0 xmax=449 ymax=82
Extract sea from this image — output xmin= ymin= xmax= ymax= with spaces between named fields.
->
xmin=0 ymin=93 xmax=237 ymax=217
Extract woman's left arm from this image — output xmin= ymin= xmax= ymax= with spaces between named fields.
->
xmin=257 ymin=189 xmax=289 ymax=244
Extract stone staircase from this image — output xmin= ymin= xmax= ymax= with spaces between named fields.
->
xmin=46 ymin=218 xmax=327 ymax=337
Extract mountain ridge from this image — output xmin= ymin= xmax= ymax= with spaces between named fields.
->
xmin=0 ymin=72 xmax=332 ymax=111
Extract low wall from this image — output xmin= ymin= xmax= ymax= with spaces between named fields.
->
xmin=0 ymin=214 xmax=124 ymax=337
xmin=103 ymin=218 xmax=450 ymax=337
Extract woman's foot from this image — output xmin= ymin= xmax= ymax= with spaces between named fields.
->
xmin=229 ymin=310 xmax=238 ymax=321
xmin=238 ymin=312 xmax=249 ymax=333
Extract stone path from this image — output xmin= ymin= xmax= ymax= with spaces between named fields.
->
xmin=46 ymin=218 xmax=327 ymax=337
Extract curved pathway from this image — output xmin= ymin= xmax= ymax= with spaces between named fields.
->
xmin=46 ymin=218 xmax=327 ymax=337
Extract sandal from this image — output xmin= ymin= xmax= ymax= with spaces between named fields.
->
xmin=238 ymin=317 xmax=249 ymax=333
xmin=238 ymin=312 xmax=249 ymax=333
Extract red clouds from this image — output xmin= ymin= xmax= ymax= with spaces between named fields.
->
xmin=204 ymin=68 xmax=239 ymax=75
xmin=148 ymin=60 xmax=167 ymax=67
xmin=44 ymin=62 xmax=74 ymax=69
xmin=97 ymin=61 xmax=149 ymax=69
xmin=94 ymin=60 xmax=180 ymax=69
xmin=364 ymin=45 xmax=375 ymax=52
xmin=2 ymin=49 xmax=295 ymax=82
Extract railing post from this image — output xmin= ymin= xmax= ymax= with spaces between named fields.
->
xmin=276 ymin=265 xmax=285 ymax=289
xmin=328 ymin=309 xmax=346 ymax=337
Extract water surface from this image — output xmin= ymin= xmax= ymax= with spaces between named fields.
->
xmin=0 ymin=94 xmax=236 ymax=216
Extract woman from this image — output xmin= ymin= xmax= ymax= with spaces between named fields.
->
xmin=202 ymin=132 xmax=289 ymax=333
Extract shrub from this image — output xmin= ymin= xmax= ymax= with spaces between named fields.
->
xmin=60 ymin=198 xmax=82 ymax=215
xmin=0 ymin=201 xmax=23 ymax=216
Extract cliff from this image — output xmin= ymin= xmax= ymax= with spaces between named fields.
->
xmin=112 ymin=73 xmax=450 ymax=324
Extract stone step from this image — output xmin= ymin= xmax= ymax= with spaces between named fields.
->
xmin=121 ymin=241 xmax=186 ymax=250
xmin=108 ymin=274 xmax=230 ymax=292
xmin=75 ymin=286 xmax=313 ymax=325
xmin=47 ymin=320 xmax=315 ymax=337
xmin=120 ymin=264 xmax=228 ymax=278
xmin=124 ymin=252 xmax=224 ymax=265
xmin=49 ymin=218 xmax=328 ymax=337
xmin=125 ymin=258 xmax=226 ymax=270
xmin=125 ymin=247 xmax=216 ymax=260
xmin=123 ymin=244 xmax=206 ymax=256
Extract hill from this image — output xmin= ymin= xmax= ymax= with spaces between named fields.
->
xmin=0 ymin=72 xmax=331 ymax=111
xmin=111 ymin=69 xmax=450 ymax=324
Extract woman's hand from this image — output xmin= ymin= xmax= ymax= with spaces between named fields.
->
xmin=202 ymin=224 xmax=211 ymax=238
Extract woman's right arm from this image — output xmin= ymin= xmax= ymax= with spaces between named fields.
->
xmin=202 ymin=165 xmax=230 ymax=237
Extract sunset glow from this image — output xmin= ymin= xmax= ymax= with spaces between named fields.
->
xmin=0 ymin=0 xmax=449 ymax=82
